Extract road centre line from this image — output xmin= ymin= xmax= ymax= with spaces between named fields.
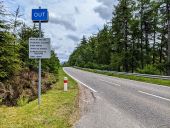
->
xmin=63 ymin=68 xmax=97 ymax=93
xmin=138 ymin=90 xmax=170 ymax=102
xmin=100 ymin=79 xmax=121 ymax=86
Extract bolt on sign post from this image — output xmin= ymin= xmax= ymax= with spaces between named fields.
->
xmin=29 ymin=7 xmax=50 ymax=106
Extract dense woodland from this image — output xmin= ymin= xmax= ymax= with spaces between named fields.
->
xmin=68 ymin=0 xmax=170 ymax=75
xmin=0 ymin=2 xmax=60 ymax=106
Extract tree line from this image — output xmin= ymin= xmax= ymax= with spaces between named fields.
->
xmin=68 ymin=0 xmax=170 ymax=75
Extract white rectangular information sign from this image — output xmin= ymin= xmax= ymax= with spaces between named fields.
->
xmin=29 ymin=38 xmax=51 ymax=59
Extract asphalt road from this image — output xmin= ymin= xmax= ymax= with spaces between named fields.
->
xmin=64 ymin=67 xmax=170 ymax=128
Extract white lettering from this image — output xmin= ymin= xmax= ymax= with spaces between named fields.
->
xmin=34 ymin=13 xmax=38 ymax=17
xmin=34 ymin=12 xmax=46 ymax=18
xmin=42 ymin=12 xmax=45 ymax=17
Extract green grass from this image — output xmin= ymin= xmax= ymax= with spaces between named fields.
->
xmin=81 ymin=68 xmax=170 ymax=87
xmin=0 ymin=68 xmax=79 ymax=128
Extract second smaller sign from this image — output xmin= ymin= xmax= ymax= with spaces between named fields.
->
xmin=29 ymin=38 xmax=51 ymax=59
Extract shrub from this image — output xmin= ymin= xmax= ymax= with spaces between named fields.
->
xmin=0 ymin=32 xmax=21 ymax=80
xmin=137 ymin=64 xmax=160 ymax=75
xmin=84 ymin=62 xmax=98 ymax=69
xmin=17 ymin=96 xmax=29 ymax=107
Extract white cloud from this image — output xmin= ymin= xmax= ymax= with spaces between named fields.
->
xmin=94 ymin=0 xmax=118 ymax=20
xmin=5 ymin=0 xmax=117 ymax=62
xmin=94 ymin=5 xmax=112 ymax=20
xmin=50 ymin=15 xmax=77 ymax=31
xmin=66 ymin=34 xmax=80 ymax=42
xmin=98 ymin=0 xmax=115 ymax=6
xmin=74 ymin=6 xmax=80 ymax=14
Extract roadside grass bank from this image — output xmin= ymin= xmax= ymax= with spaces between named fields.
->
xmin=0 ymin=68 xmax=79 ymax=128
xmin=77 ymin=68 xmax=170 ymax=87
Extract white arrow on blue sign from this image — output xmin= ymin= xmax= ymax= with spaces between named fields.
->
xmin=32 ymin=9 xmax=49 ymax=22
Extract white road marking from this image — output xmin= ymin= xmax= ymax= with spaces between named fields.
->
xmin=63 ymin=68 xmax=97 ymax=93
xmin=100 ymin=79 xmax=121 ymax=86
xmin=138 ymin=91 xmax=170 ymax=102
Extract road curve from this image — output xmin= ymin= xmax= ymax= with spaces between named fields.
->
xmin=64 ymin=67 xmax=170 ymax=128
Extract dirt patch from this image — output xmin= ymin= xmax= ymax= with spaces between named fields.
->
xmin=73 ymin=84 xmax=96 ymax=127
xmin=0 ymin=69 xmax=57 ymax=106
xmin=68 ymin=84 xmax=80 ymax=127
xmin=78 ymin=85 xmax=96 ymax=116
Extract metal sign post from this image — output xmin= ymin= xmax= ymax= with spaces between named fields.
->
xmin=38 ymin=10 xmax=42 ymax=106
xmin=30 ymin=6 xmax=49 ymax=107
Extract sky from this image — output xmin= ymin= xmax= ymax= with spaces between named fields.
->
xmin=5 ymin=0 xmax=117 ymax=62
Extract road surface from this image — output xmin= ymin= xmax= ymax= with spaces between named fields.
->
xmin=64 ymin=67 xmax=170 ymax=128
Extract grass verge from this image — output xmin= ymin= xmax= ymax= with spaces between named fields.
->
xmin=0 ymin=68 xmax=79 ymax=128
xmin=80 ymin=68 xmax=170 ymax=87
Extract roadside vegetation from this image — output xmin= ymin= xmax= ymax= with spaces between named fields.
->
xmin=0 ymin=68 xmax=79 ymax=128
xmin=0 ymin=2 xmax=60 ymax=106
xmin=0 ymin=2 xmax=79 ymax=126
xmin=79 ymin=67 xmax=170 ymax=87
xmin=67 ymin=0 xmax=170 ymax=76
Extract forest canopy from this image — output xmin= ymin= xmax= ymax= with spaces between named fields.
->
xmin=68 ymin=0 xmax=170 ymax=75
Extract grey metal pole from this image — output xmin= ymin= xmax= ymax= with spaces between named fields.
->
xmin=38 ymin=6 xmax=42 ymax=106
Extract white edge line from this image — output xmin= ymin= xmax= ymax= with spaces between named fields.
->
xmin=138 ymin=90 xmax=170 ymax=102
xmin=100 ymin=79 xmax=121 ymax=86
xmin=63 ymin=68 xmax=97 ymax=93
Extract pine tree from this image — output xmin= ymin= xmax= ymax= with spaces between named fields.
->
xmin=167 ymin=0 xmax=170 ymax=75
xmin=0 ymin=1 xmax=20 ymax=79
